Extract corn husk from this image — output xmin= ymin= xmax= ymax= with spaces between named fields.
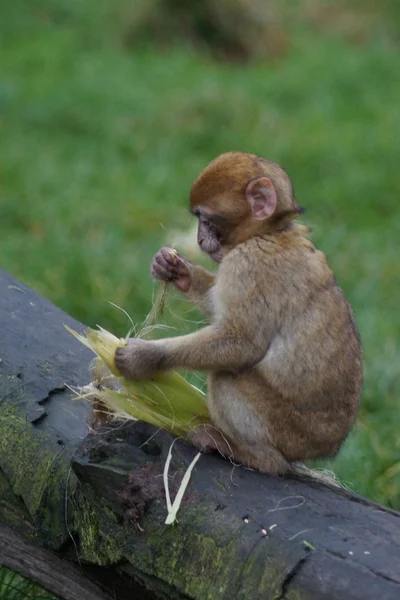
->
xmin=65 ymin=325 xmax=210 ymax=437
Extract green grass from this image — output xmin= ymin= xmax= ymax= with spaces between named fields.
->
xmin=0 ymin=567 xmax=57 ymax=599
xmin=1 ymin=0 xmax=400 ymax=512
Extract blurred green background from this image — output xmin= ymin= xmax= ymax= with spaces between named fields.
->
xmin=1 ymin=0 xmax=400 ymax=520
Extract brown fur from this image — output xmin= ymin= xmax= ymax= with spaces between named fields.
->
xmin=116 ymin=152 xmax=362 ymax=476
xmin=190 ymin=152 xmax=302 ymax=244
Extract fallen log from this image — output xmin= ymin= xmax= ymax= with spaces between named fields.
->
xmin=0 ymin=268 xmax=399 ymax=600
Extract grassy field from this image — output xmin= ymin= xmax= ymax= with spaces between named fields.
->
xmin=0 ymin=567 xmax=57 ymax=599
xmin=1 ymin=0 xmax=400 ymax=516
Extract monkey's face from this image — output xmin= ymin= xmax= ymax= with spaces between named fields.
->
xmin=190 ymin=153 xmax=284 ymax=259
xmin=192 ymin=210 xmax=226 ymax=262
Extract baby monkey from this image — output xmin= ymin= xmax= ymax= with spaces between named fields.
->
xmin=116 ymin=152 xmax=362 ymax=476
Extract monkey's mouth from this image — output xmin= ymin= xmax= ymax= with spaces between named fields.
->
xmin=209 ymin=249 xmax=223 ymax=262
xmin=199 ymin=234 xmax=220 ymax=254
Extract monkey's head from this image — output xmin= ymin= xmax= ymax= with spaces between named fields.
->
xmin=190 ymin=152 xmax=302 ymax=261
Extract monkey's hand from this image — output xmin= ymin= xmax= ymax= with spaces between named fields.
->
xmin=151 ymin=247 xmax=191 ymax=292
xmin=115 ymin=338 xmax=162 ymax=380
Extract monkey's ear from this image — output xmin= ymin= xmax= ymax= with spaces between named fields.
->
xmin=246 ymin=177 xmax=277 ymax=220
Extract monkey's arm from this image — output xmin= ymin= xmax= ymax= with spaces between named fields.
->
xmin=157 ymin=324 xmax=265 ymax=371
xmin=115 ymin=324 xmax=266 ymax=379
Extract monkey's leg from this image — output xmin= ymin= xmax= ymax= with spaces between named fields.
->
xmin=205 ymin=374 xmax=291 ymax=476
xmin=187 ymin=424 xmax=234 ymax=459
xmin=188 ymin=423 xmax=290 ymax=476
xmin=231 ymin=444 xmax=291 ymax=476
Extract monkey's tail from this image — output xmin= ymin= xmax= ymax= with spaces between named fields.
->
xmin=288 ymin=462 xmax=343 ymax=488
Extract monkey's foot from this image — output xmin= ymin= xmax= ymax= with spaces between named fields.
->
xmin=187 ymin=424 xmax=234 ymax=458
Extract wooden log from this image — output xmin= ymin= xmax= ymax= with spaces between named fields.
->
xmin=0 ymin=524 xmax=112 ymax=600
xmin=0 ymin=268 xmax=399 ymax=600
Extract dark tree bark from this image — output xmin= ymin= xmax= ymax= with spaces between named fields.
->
xmin=0 ymin=268 xmax=399 ymax=600
xmin=0 ymin=524 xmax=112 ymax=600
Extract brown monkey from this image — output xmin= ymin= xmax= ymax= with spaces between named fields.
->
xmin=116 ymin=152 xmax=362 ymax=476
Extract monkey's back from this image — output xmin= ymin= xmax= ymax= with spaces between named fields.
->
xmin=219 ymin=231 xmax=362 ymax=460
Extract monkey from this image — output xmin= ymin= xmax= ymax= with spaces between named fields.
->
xmin=115 ymin=152 xmax=362 ymax=476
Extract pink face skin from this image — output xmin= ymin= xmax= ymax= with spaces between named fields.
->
xmin=193 ymin=209 xmax=225 ymax=262
xmin=192 ymin=178 xmax=277 ymax=263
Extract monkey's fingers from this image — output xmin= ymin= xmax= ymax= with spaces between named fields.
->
xmin=155 ymin=250 xmax=189 ymax=274
xmin=151 ymin=262 xmax=178 ymax=281
xmin=174 ymin=258 xmax=190 ymax=276
xmin=115 ymin=346 xmax=129 ymax=375
xmin=156 ymin=251 xmax=177 ymax=269
xmin=160 ymin=247 xmax=180 ymax=266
